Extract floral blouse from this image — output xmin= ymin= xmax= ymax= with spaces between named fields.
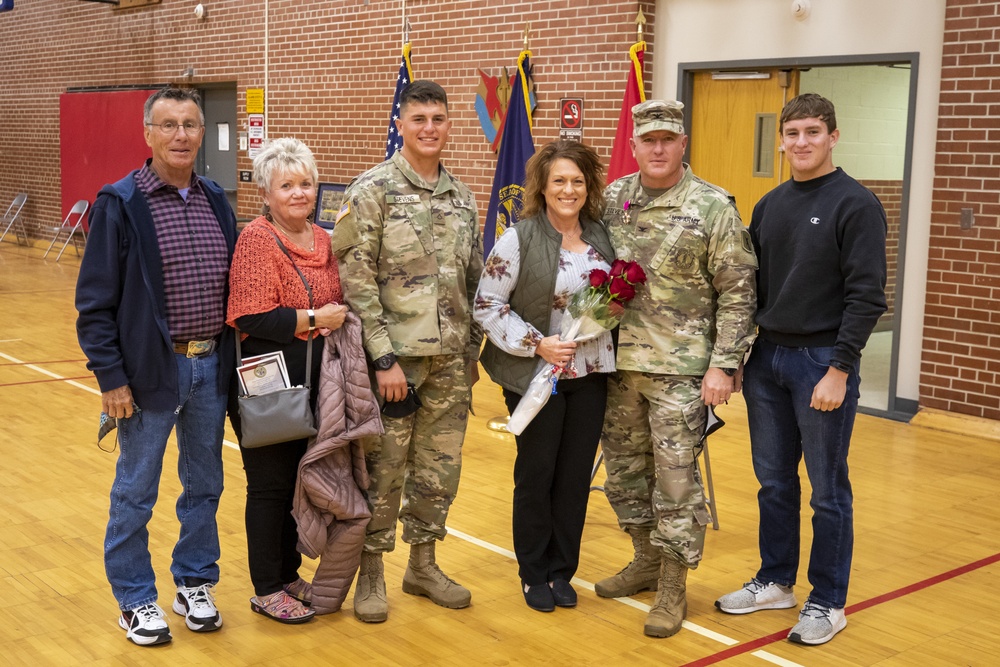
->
xmin=474 ymin=227 xmax=616 ymax=380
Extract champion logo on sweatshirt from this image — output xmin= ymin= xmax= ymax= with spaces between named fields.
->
xmin=809 ymin=217 xmax=821 ymax=225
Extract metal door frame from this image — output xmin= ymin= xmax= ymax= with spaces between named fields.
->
xmin=197 ymin=83 xmax=239 ymax=213
xmin=678 ymin=53 xmax=920 ymax=422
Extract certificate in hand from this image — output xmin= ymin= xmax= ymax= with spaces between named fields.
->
xmin=238 ymin=351 xmax=290 ymax=396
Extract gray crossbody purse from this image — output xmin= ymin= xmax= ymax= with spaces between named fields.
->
xmin=235 ymin=230 xmax=318 ymax=448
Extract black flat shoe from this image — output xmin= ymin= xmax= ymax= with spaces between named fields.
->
xmin=522 ymin=582 xmax=555 ymax=612
xmin=550 ymin=579 xmax=577 ymax=607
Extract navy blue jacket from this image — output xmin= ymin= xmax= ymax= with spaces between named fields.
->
xmin=75 ymin=170 xmax=238 ymax=411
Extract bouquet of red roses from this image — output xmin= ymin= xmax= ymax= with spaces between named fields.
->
xmin=507 ymin=259 xmax=647 ymax=435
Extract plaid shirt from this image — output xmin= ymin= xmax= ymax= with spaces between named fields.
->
xmin=134 ymin=161 xmax=230 ymax=341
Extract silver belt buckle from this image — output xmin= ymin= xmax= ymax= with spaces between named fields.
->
xmin=186 ymin=339 xmax=214 ymax=358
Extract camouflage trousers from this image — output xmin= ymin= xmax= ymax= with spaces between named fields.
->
xmin=362 ymin=353 xmax=471 ymax=553
xmin=601 ymin=370 xmax=710 ymax=568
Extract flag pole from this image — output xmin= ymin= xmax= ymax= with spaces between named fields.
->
xmin=384 ymin=17 xmax=414 ymax=161
xmin=401 ymin=0 xmax=407 ymax=49
xmin=486 ymin=23 xmax=537 ymax=434
xmin=633 ymin=9 xmax=646 ymax=103
xmin=607 ymin=11 xmax=648 ymax=182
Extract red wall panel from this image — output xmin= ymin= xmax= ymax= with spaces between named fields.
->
xmin=59 ymin=90 xmax=155 ymax=218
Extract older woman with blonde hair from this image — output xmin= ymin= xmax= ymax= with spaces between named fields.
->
xmin=227 ymin=138 xmax=348 ymax=623
xmin=475 ymin=140 xmax=616 ymax=612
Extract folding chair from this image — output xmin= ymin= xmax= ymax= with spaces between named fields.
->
xmin=0 ymin=193 xmax=29 ymax=246
xmin=43 ymin=199 xmax=89 ymax=261
xmin=590 ymin=404 xmax=723 ymax=531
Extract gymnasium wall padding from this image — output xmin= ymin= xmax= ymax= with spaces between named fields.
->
xmin=59 ymin=90 xmax=156 ymax=218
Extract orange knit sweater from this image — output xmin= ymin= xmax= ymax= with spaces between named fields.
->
xmin=227 ymin=216 xmax=342 ymax=340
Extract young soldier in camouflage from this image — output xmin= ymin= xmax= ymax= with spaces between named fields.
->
xmin=330 ymin=80 xmax=484 ymax=623
xmin=598 ymin=100 xmax=758 ymax=638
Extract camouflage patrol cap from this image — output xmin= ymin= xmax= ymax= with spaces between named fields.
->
xmin=632 ymin=100 xmax=685 ymax=136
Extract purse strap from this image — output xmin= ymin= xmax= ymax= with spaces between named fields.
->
xmin=235 ymin=226 xmax=316 ymax=394
xmin=267 ymin=228 xmax=315 ymax=309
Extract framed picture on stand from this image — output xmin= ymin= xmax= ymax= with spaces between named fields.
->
xmin=314 ymin=183 xmax=347 ymax=231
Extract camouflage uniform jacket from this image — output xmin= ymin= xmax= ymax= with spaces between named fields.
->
xmin=330 ymin=152 xmax=484 ymax=360
xmin=602 ymin=166 xmax=757 ymax=375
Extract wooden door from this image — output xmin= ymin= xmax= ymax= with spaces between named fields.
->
xmin=689 ymin=70 xmax=798 ymax=224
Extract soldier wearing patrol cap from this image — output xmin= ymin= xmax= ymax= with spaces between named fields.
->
xmin=330 ymin=80 xmax=483 ymax=623
xmin=598 ymin=99 xmax=758 ymax=638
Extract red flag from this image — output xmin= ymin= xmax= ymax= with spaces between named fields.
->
xmin=608 ymin=41 xmax=646 ymax=183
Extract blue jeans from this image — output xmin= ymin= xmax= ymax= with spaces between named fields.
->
xmin=743 ymin=340 xmax=860 ymax=609
xmin=104 ymin=352 xmax=227 ymax=610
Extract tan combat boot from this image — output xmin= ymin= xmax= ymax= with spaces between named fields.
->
xmin=353 ymin=551 xmax=388 ymax=623
xmin=401 ymin=541 xmax=472 ymax=609
xmin=594 ymin=526 xmax=661 ymax=598
xmin=644 ymin=558 xmax=688 ymax=638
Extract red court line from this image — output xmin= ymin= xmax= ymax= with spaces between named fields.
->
xmin=0 ymin=359 xmax=88 ymax=366
xmin=680 ymin=550 xmax=1000 ymax=667
xmin=0 ymin=376 xmax=93 ymax=387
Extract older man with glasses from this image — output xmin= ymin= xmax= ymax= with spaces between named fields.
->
xmin=76 ymin=87 xmax=238 ymax=647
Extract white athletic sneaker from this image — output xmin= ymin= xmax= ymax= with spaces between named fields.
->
xmin=788 ymin=600 xmax=847 ymax=645
xmin=172 ymin=582 xmax=223 ymax=632
xmin=119 ymin=603 xmax=172 ymax=646
xmin=715 ymin=577 xmax=797 ymax=614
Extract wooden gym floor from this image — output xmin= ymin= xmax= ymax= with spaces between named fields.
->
xmin=2 ymin=241 xmax=999 ymax=666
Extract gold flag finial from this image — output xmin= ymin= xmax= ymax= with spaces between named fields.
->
xmin=523 ymin=22 xmax=531 ymax=51
xmin=636 ymin=8 xmax=646 ymax=42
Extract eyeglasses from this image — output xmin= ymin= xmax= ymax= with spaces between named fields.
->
xmin=146 ymin=121 xmax=204 ymax=135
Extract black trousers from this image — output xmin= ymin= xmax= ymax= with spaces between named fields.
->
xmin=229 ymin=334 xmax=321 ymax=597
xmin=238 ymin=438 xmax=308 ymax=596
xmin=503 ymin=372 xmax=608 ymax=585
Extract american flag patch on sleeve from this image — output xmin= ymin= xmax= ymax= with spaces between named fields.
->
xmin=335 ymin=201 xmax=351 ymax=224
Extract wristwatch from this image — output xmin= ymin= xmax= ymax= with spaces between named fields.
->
xmin=372 ymin=352 xmax=397 ymax=371
xmin=720 ymin=367 xmax=737 ymax=377
xmin=306 ymin=309 xmax=316 ymax=331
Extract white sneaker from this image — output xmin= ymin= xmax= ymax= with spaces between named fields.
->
xmin=119 ymin=603 xmax=172 ymax=646
xmin=715 ymin=577 xmax=797 ymax=614
xmin=788 ymin=600 xmax=846 ymax=645
xmin=172 ymin=583 xmax=223 ymax=632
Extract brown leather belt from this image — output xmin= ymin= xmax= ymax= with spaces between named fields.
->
xmin=173 ymin=338 xmax=217 ymax=357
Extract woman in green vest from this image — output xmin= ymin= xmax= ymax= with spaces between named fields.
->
xmin=475 ymin=140 xmax=616 ymax=612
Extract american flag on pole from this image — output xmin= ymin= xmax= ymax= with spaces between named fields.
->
xmin=385 ymin=42 xmax=414 ymax=160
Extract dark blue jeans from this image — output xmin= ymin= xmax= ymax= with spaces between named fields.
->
xmin=743 ymin=340 xmax=860 ymax=609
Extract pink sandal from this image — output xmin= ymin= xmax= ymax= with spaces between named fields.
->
xmin=283 ymin=578 xmax=313 ymax=607
xmin=250 ymin=590 xmax=315 ymax=624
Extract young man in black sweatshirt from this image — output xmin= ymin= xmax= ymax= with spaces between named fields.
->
xmin=715 ymin=93 xmax=887 ymax=646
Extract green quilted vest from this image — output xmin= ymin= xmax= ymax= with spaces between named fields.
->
xmin=480 ymin=213 xmax=615 ymax=394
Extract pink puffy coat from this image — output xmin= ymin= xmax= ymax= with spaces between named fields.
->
xmin=292 ymin=312 xmax=383 ymax=614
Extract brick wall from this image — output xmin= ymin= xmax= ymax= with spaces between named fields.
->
xmin=0 ymin=0 xmax=654 ymax=236
xmin=926 ymin=0 xmax=1000 ymax=420
xmin=858 ymin=179 xmax=902 ymax=327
